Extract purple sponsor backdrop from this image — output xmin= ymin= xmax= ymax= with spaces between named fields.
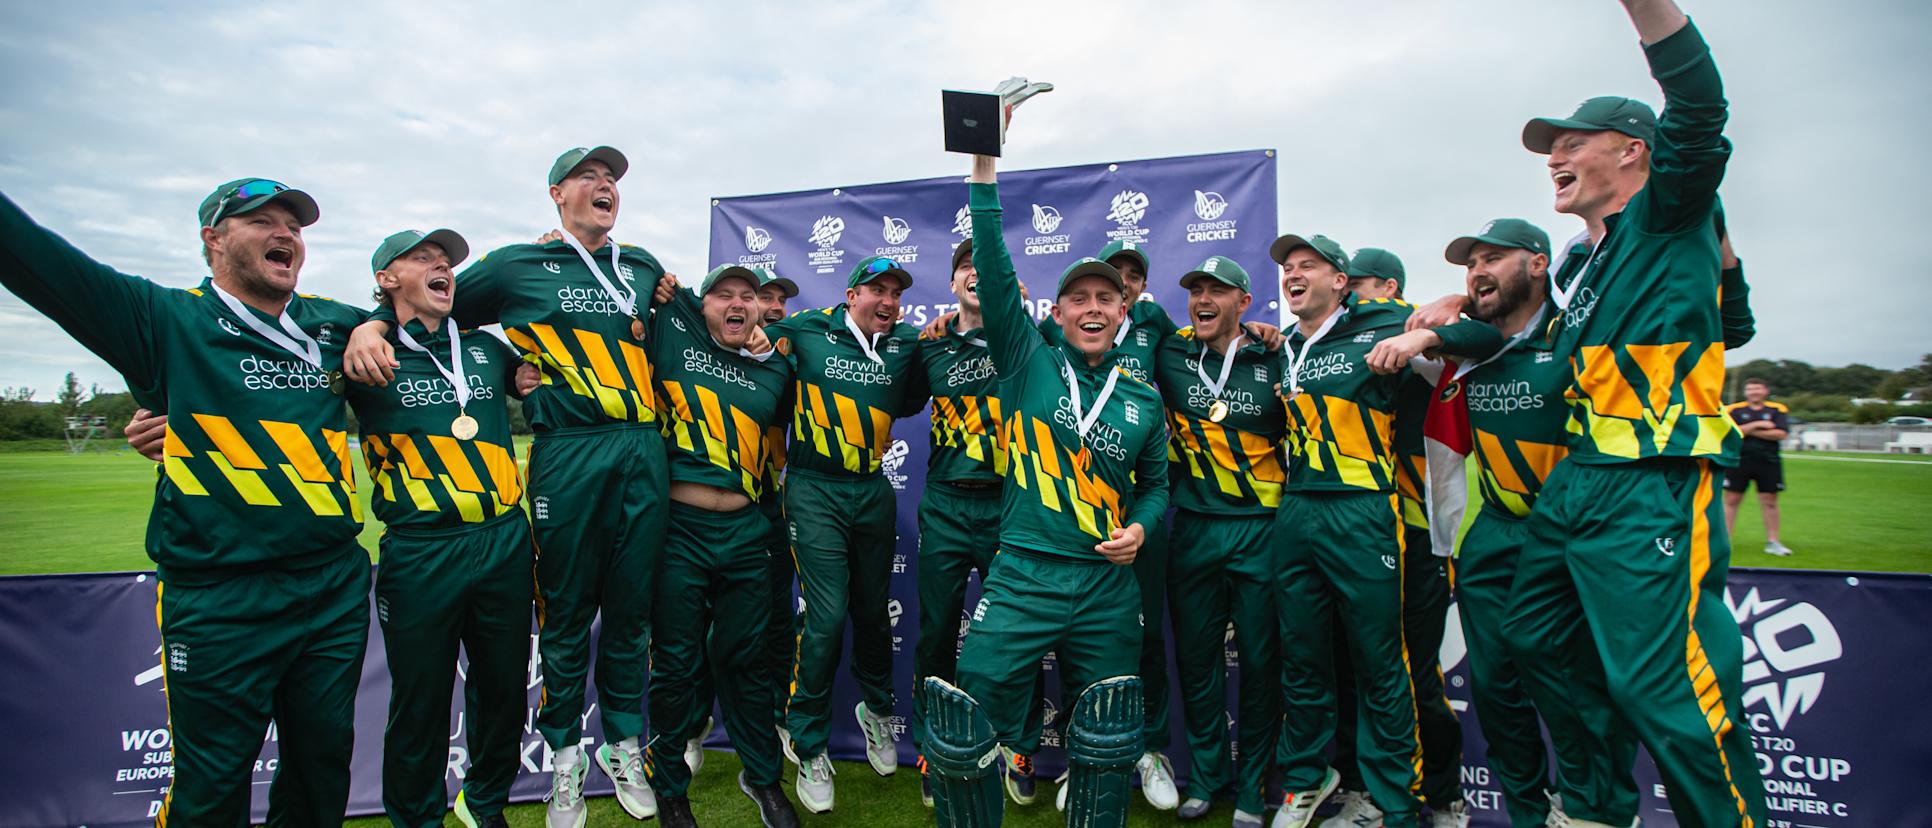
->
xmin=0 ymin=568 xmax=1924 ymax=825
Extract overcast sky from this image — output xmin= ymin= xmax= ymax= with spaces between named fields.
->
xmin=1 ymin=0 xmax=1925 ymax=397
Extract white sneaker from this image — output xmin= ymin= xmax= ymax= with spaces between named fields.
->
xmin=686 ymin=715 xmax=714 ymax=774
xmin=1137 ymin=751 xmax=1180 ymax=810
xmin=777 ymin=724 xmax=799 ymax=765
xmin=545 ymin=751 xmax=589 ymax=828
xmin=1055 ymin=770 xmax=1071 ymax=812
xmin=1271 ymin=767 xmax=1341 ymax=828
xmin=1235 ymin=810 xmax=1267 ymax=827
xmin=1431 ymin=800 xmax=1470 ymax=828
xmin=1545 ymin=793 xmax=1636 ymax=828
xmin=1320 ymin=790 xmax=1383 ymax=828
xmin=855 ymin=702 xmax=899 ymax=775
xmin=1765 ymin=540 xmax=1793 ymax=556
xmin=796 ymin=752 xmax=837 ymax=813
xmin=595 ymin=741 xmax=658 ymax=819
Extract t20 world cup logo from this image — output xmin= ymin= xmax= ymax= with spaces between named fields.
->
xmin=1729 ymin=586 xmax=1843 ymax=729
xmin=1106 ymin=189 xmax=1150 ymax=225
xmin=809 ymin=216 xmax=845 ymax=249
xmin=952 ymin=205 xmax=973 ymax=239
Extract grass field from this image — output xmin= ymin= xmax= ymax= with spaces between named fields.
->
xmin=3 ymin=445 xmax=1927 ymax=824
xmin=3 ymin=444 xmax=1924 ymax=577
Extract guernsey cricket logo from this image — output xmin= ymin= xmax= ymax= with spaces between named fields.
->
xmin=1031 ymin=204 xmax=1063 ymax=235
xmin=1106 ymin=190 xmax=1150 ymax=226
xmin=808 ymin=216 xmax=845 ymax=249
xmin=1728 ymin=586 xmax=1843 ymax=730
xmin=1192 ymin=190 xmax=1229 ymax=221
xmin=745 ymin=225 xmax=773 ymax=253
xmin=882 ymin=216 xmax=912 ymax=245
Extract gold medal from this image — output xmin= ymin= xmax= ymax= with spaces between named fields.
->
xmin=631 ymin=318 xmax=646 ymax=340
xmin=1546 ymin=317 xmax=1560 ymax=340
xmin=328 ymin=370 xmax=345 ymax=396
xmin=1208 ymin=400 xmax=1230 ymax=423
xmin=451 ymin=413 xmax=479 ymax=441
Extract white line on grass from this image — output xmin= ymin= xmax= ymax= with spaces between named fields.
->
xmin=1785 ymin=454 xmax=1932 ymax=466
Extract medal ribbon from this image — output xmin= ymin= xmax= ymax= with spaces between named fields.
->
xmin=212 ymin=284 xmax=322 ymax=369
xmin=1196 ymin=333 xmax=1244 ymax=402
xmin=396 ymin=317 xmax=472 ymax=412
xmin=842 ymin=308 xmax=886 ymax=364
xmin=1285 ymin=306 xmax=1346 ymax=393
xmin=560 ymin=232 xmax=635 ymax=317
xmin=1060 ymin=354 xmax=1122 ymax=440
xmin=1450 ymin=304 xmax=1548 ymax=382
xmin=1549 ymin=230 xmax=1606 ymax=312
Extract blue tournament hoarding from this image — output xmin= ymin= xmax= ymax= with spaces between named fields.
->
xmin=0 ymin=568 xmax=1923 ymax=825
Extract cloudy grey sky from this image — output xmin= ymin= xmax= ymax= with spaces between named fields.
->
xmin=1 ymin=0 xmax=1925 ymax=397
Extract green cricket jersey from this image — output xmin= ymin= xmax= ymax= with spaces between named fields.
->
xmin=919 ymin=318 xmax=1005 ymax=484
xmin=970 ymin=182 xmax=1170 ymax=559
xmin=650 ymin=289 xmax=793 ymax=499
xmin=765 ymin=306 xmax=928 ymax=478
xmin=1546 ymin=21 xmax=1739 ymax=467
xmin=1391 ymin=375 xmax=1433 ymax=528
xmin=1040 ymin=299 xmax=1177 ymax=384
xmin=1153 ymin=327 xmax=1287 ymax=515
xmin=374 ymin=240 xmax=668 ymax=433
xmin=0 ymin=194 xmax=367 ymax=584
xmin=1458 ymin=327 xmax=1571 ymax=519
xmin=346 ymin=320 xmax=524 ymax=530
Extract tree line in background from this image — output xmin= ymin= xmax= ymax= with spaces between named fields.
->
xmin=1725 ymin=354 xmax=1932 ymax=424
xmin=0 ymin=372 xmax=535 ymax=443
xmin=2 ymin=356 xmax=1925 ymax=443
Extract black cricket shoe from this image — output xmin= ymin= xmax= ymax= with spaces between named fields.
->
xmin=740 ymin=769 xmax=801 ymax=828
xmin=659 ymin=794 xmax=697 ymax=828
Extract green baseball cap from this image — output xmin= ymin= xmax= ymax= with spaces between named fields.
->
xmin=547 ymin=146 xmax=629 ymax=186
xmin=1522 ymin=96 xmax=1658 ymax=154
xmin=1269 ymin=233 xmax=1349 ymax=272
xmin=1096 ymin=239 xmax=1149 ymax=274
xmin=370 ymin=228 xmax=470 ymax=275
xmin=1179 ymin=255 xmax=1251 ymax=293
xmin=1444 ymin=218 xmax=1552 ymax=265
xmin=198 ymin=178 xmax=320 ymax=228
xmin=699 ymin=264 xmax=761 ymax=295
xmin=1345 ymin=248 xmax=1406 ymax=292
xmin=848 ymin=255 xmax=912 ymax=290
xmin=1056 ymin=257 xmax=1124 ymax=296
xmin=950 ymin=238 xmax=974 ymax=272
xmin=755 ymin=266 xmax=799 ymax=298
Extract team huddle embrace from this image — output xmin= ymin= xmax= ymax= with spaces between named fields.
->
xmin=0 ymin=1 xmax=1774 ymax=827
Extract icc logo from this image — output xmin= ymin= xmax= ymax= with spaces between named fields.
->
xmin=952 ymin=205 xmax=973 ymax=239
xmin=1031 ymin=204 xmax=1063 ymax=234
xmin=745 ymin=225 xmax=772 ymax=253
xmin=1106 ymin=190 xmax=1150 ymax=226
xmin=882 ymin=216 xmax=912 ymax=245
xmin=1193 ymin=190 xmax=1229 ymax=221
xmin=1729 ymin=587 xmax=1843 ymax=729
xmin=809 ymin=216 xmax=845 ymax=249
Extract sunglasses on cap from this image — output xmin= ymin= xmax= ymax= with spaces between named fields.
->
xmin=864 ymin=258 xmax=900 ymax=274
xmin=207 ymin=180 xmax=289 ymax=227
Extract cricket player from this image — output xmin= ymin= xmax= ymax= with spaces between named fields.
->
xmin=640 ymin=265 xmax=798 ymax=828
xmin=1 ymin=180 xmax=372 ymax=824
xmin=1154 ymin=256 xmax=1286 ymax=827
xmin=1513 ymin=4 xmax=1766 ymax=823
xmin=1267 ymin=233 xmax=1499 ymax=828
xmin=924 ymin=147 xmax=1171 ymax=828
xmin=1723 ymin=378 xmax=1792 ymax=555
xmin=344 ymin=146 xmax=673 ymax=827
xmin=1322 ymin=248 xmax=1465 ymax=828
xmin=764 ymin=255 xmax=930 ymax=812
xmin=910 ymin=238 xmax=1053 ymax=808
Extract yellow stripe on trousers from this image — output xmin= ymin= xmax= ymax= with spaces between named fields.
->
xmin=1683 ymin=461 xmax=1754 ymax=827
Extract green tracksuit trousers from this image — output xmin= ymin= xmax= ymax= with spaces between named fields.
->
xmin=1459 ymin=507 xmax=1562 ymax=827
xmin=783 ymin=470 xmax=897 ymax=760
xmin=1134 ymin=515 xmax=1172 ymax=752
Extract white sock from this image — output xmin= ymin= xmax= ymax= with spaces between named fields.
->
xmin=554 ymin=744 xmax=581 ymax=770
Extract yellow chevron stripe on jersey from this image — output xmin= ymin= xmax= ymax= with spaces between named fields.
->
xmin=210 ymin=451 xmax=278 ymax=506
xmin=193 ymin=413 xmax=265 ymax=469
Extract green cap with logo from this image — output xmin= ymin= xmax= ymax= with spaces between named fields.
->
xmin=1096 ymin=239 xmax=1149 ymax=275
xmin=547 ymin=146 xmax=630 ymax=186
xmin=1345 ymin=248 xmax=1406 ymax=292
xmin=848 ymin=255 xmax=913 ymax=290
xmin=950 ymin=238 xmax=974 ymax=273
xmin=1269 ymin=233 xmax=1349 ymax=273
xmin=198 ymin=178 xmax=320 ymax=228
xmin=370 ymin=228 xmax=470 ymax=274
xmin=1179 ymin=255 xmax=1251 ymax=293
xmin=1444 ymin=218 xmax=1552 ymax=264
xmin=699 ymin=264 xmax=761 ymax=295
xmin=1522 ymin=96 xmax=1658 ymax=154
xmin=756 ymin=266 xmax=799 ymax=298
xmin=1056 ymin=256 xmax=1124 ymax=296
